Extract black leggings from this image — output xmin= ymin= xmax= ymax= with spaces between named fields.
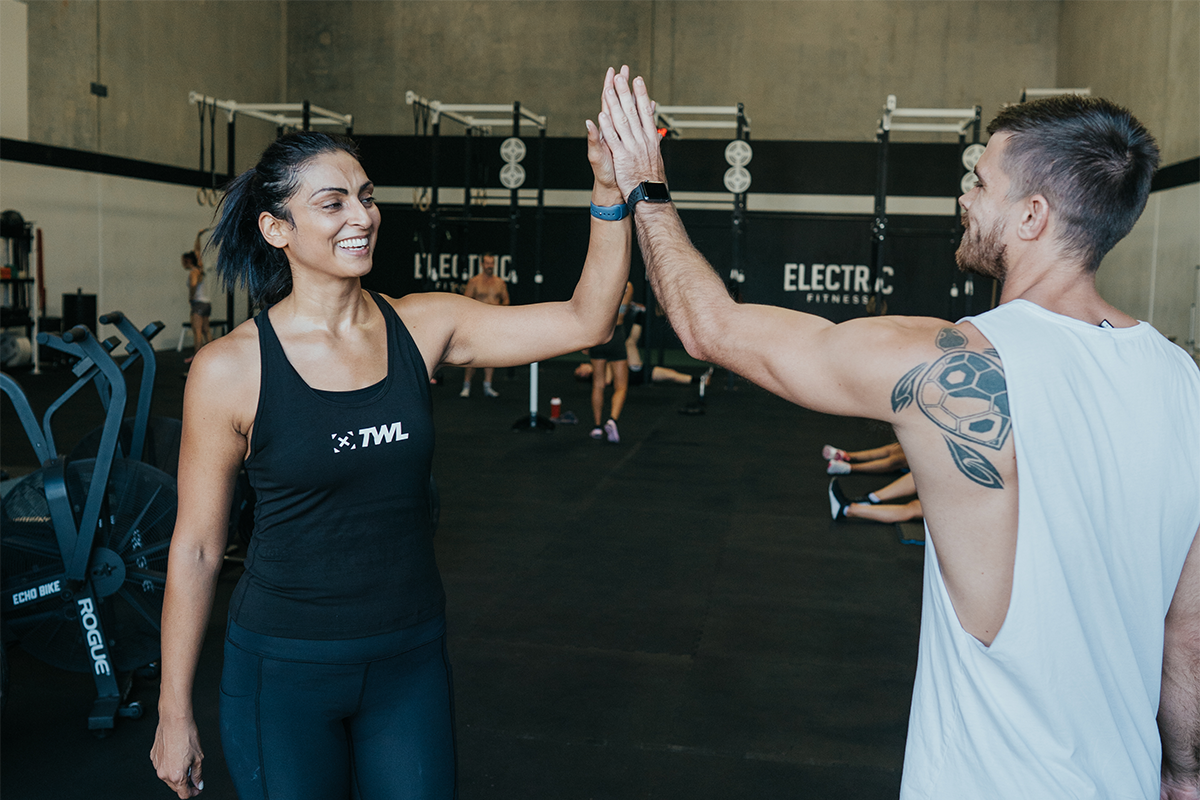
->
xmin=219 ymin=616 xmax=457 ymax=800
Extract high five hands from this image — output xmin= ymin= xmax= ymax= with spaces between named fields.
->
xmin=594 ymin=66 xmax=667 ymax=201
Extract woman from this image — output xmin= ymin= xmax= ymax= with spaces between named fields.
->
xmin=182 ymin=228 xmax=211 ymax=363
xmin=587 ymin=281 xmax=632 ymax=442
xmin=151 ymin=69 xmax=632 ymax=799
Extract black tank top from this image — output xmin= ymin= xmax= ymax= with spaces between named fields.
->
xmin=230 ymin=292 xmax=444 ymax=639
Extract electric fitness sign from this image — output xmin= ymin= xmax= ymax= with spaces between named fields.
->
xmin=412 ymin=252 xmax=516 ymax=293
xmin=781 ymin=262 xmax=893 ymax=306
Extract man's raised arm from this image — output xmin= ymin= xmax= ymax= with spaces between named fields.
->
xmin=595 ymin=69 xmax=933 ymax=421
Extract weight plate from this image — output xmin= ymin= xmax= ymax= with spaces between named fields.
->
xmin=723 ymin=166 xmax=751 ymax=194
xmin=500 ymin=163 xmax=526 ymax=189
xmin=499 ymin=137 xmax=526 ymax=164
xmin=961 ymin=170 xmax=979 ymax=194
xmin=962 ymin=143 xmax=986 ymax=171
xmin=724 ymin=139 xmax=753 ymax=167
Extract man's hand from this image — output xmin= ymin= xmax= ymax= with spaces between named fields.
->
xmin=596 ymin=67 xmax=666 ymax=199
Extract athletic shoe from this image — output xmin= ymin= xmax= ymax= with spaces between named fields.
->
xmin=590 ymin=427 xmax=604 ymax=440
xmin=829 ymin=479 xmax=852 ymax=520
xmin=604 ymin=418 xmax=620 ymax=443
xmin=558 ymin=411 xmax=578 ymax=424
xmin=822 ymin=445 xmax=848 ymax=461
xmin=459 ymin=385 xmax=470 ymax=398
xmin=826 ymin=459 xmax=851 ymax=475
xmin=483 ymin=386 xmax=500 ymax=398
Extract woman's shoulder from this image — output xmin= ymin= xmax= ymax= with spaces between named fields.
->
xmin=187 ymin=319 xmax=261 ymax=394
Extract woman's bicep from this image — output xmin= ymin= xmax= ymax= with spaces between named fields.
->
xmin=396 ymin=292 xmax=593 ymax=372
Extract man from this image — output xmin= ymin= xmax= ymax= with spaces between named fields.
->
xmin=460 ymin=252 xmax=510 ymax=397
xmin=597 ymin=68 xmax=1200 ymax=798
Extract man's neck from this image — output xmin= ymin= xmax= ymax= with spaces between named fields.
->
xmin=997 ymin=257 xmax=1135 ymax=327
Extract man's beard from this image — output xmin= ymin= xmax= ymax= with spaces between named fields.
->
xmin=955 ymin=212 xmax=1008 ymax=281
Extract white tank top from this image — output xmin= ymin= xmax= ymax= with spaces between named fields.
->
xmin=192 ymin=271 xmax=209 ymax=304
xmin=901 ymin=300 xmax=1200 ymax=799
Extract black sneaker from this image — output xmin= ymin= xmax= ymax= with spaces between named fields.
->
xmin=828 ymin=478 xmax=852 ymax=520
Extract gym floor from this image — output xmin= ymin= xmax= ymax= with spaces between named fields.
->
xmin=1 ymin=348 xmax=924 ymax=799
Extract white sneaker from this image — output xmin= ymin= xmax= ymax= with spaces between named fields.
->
xmin=826 ymin=459 xmax=851 ymax=475
xmin=604 ymin=418 xmax=620 ymax=443
xmin=822 ymin=445 xmax=848 ymax=461
xmin=459 ymin=385 xmax=470 ymax=398
xmin=483 ymin=386 xmax=499 ymax=398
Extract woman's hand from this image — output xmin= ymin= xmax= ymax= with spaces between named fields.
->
xmin=151 ymin=714 xmax=205 ymax=798
xmin=586 ymin=67 xmax=625 ymax=199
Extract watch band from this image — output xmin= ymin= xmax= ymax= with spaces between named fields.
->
xmin=590 ymin=201 xmax=631 ymax=221
xmin=626 ymin=181 xmax=671 ymax=207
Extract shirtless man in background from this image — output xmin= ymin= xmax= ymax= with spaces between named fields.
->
xmin=460 ymin=253 xmax=510 ymax=397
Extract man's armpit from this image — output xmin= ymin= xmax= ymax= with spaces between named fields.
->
xmin=890 ymin=327 xmax=1011 ymax=489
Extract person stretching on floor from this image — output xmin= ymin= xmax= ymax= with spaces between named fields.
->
xmin=829 ymin=472 xmax=923 ymax=524
xmin=823 ymin=441 xmax=908 ymax=475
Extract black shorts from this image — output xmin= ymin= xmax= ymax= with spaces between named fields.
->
xmin=589 ymin=332 xmax=626 ymax=362
xmin=190 ymin=301 xmax=212 ymax=317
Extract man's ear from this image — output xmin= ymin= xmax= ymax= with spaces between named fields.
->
xmin=258 ymin=211 xmax=290 ymax=249
xmin=1016 ymin=193 xmax=1051 ymax=241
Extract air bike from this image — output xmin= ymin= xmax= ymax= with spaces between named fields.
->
xmin=1 ymin=318 xmax=177 ymax=735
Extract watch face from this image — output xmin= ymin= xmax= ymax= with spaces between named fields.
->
xmin=642 ymin=181 xmax=671 ymax=202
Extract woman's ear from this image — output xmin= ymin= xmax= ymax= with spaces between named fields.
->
xmin=258 ymin=211 xmax=290 ymax=250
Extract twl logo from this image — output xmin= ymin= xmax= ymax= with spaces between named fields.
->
xmin=332 ymin=421 xmax=410 ymax=454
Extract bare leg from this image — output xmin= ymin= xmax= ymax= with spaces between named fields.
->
xmin=871 ymin=472 xmax=917 ymax=503
xmin=609 ymin=360 xmax=629 ymax=420
xmin=847 ymin=499 xmax=923 ymax=523
xmin=847 ymin=442 xmax=908 ymax=473
xmin=199 ymin=315 xmax=212 ymax=346
xmin=625 ymin=323 xmax=643 ymax=368
xmin=590 ymin=359 xmax=607 ymax=425
xmin=650 ymin=366 xmax=693 ymax=384
xmin=482 ymin=366 xmax=499 ymax=396
xmin=191 ymin=311 xmax=205 ymax=351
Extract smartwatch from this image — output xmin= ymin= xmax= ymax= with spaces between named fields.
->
xmin=626 ymin=181 xmax=671 ymax=208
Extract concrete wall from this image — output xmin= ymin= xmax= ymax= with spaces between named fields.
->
xmin=25 ymin=0 xmax=287 ymax=174
xmin=286 ymin=0 xmax=1060 ymax=142
xmin=1058 ymin=0 xmax=1198 ymax=166
xmin=1 ymin=0 xmax=28 ymax=140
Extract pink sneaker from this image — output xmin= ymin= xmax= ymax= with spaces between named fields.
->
xmin=604 ymin=418 xmax=620 ymax=443
xmin=822 ymin=445 xmax=848 ymax=461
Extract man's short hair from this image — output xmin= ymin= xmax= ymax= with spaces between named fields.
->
xmin=987 ymin=96 xmax=1159 ymax=272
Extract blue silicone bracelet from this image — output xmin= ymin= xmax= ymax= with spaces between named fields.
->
xmin=590 ymin=202 xmax=630 ymax=221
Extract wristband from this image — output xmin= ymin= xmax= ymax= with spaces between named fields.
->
xmin=590 ymin=201 xmax=630 ymax=221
